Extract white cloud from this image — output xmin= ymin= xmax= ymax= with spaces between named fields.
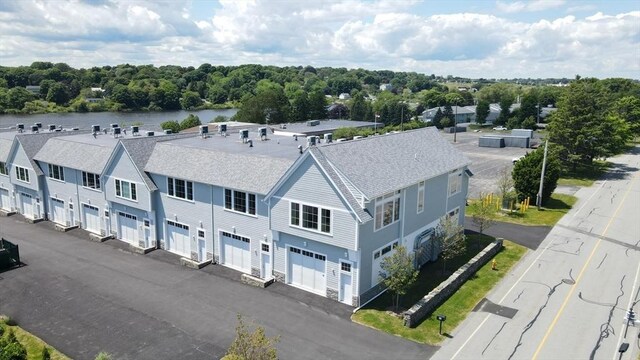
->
xmin=496 ymin=0 xmax=565 ymax=13
xmin=0 ymin=0 xmax=638 ymax=79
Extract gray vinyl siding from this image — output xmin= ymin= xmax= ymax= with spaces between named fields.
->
xmin=213 ymin=187 xmax=269 ymax=272
xmin=447 ymin=171 xmax=470 ymax=224
xmin=41 ymin=164 xmax=78 ymax=224
xmin=9 ymin=146 xmax=38 ymax=192
xmin=273 ymin=232 xmax=358 ymax=294
xmin=278 ymin=158 xmax=348 ymax=209
xmin=152 ymin=174 xmax=214 ymax=260
xmin=103 ymin=147 xmax=152 ymax=212
xmin=77 ymin=171 xmax=108 ymax=233
xmin=405 ymin=173 xmax=449 ymax=232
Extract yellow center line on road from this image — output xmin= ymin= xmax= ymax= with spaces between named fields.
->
xmin=532 ymin=173 xmax=638 ymax=360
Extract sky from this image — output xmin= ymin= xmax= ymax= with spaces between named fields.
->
xmin=0 ymin=0 xmax=638 ymax=79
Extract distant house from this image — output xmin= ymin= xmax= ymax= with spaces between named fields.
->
xmin=338 ymin=93 xmax=351 ymax=100
xmin=25 ymin=86 xmax=40 ymax=95
xmin=422 ymin=106 xmax=476 ymax=124
xmin=379 ymin=83 xmax=393 ymax=91
xmin=91 ymin=87 xmax=105 ymax=93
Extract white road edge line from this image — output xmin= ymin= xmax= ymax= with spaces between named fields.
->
xmin=612 ymin=258 xmax=640 ymax=360
xmin=573 ymin=180 xmax=606 ymax=218
xmin=450 ymin=238 xmax=555 ymax=359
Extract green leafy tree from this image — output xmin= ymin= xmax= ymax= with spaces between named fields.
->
xmin=45 ymin=82 xmax=70 ymax=105
xmin=475 ymin=100 xmax=490 ymax=125
xmin=150 ymin=80 xmax=181 ymax=110
xmin=521 ymin=116 xmax=537 ymax=130
xmin=512 ymin=146 xmax=561 ymax=204
xmin=41 ymin=347 xmax=51 ymax=360
xmin=180 ymin=114 xmax=201 ymax=130
xmin=432 ymin=108 xmax=443 ymax=127
xmin=226 ymin=314 xmax=279 ymax=360
xmin=236 ymin=86 xmax=291 ymax=124
xmin=94 ymin=352 xmax=112 ymax=360
xmin=506 ymin=116 xmax=521 ymax=130
xmin=496 ymin=166 xmax=517 ymax=210
xmin=379 ymin=245 xmax=419 ymax=312
xmin=6 ymin=87 xmax=35 ymax=110
xmin=547 ymin=79 xmax=632 ymax=167
xmin=349 ymin=92 xmax=368 ymax=121
xmin=518 ymin=92 xmax=539 ymax=122
xmin=420 ymin=89 xmax=445 ymax=108
xmin=435 ymin=215 xmax=466 ymax=275
xmin=611 ymin=95 xmax=640 ymax=135
xmin=160 ymin=120 xmax=181 ymax=133
xmin=307 ymin=90 xmax=327 ymax=119
xmin=180 ymin=90 xmax=203 ymax=110
xmin=496 ymin=97 xmax=512 ymax=126
xmin=470 ymin=193 xmax=498 ymax=249
xmin=0 ymin=329 xmax=27 ymax=360
xmin=289 ymin=91 xmax=309 ymax=122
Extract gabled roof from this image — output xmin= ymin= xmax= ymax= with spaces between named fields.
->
xmin=316 ymin=127 xmax=470 ymax=200
xmin=119 ymin=134 xmax=194 ymax=191
xmin=146 ymin=143 xmax=293 ymax=194
xmin=13 ymin=131 xmax=89 ymax=176
xmin=34 ymin=137 xmax=115 ymax=174
xmin=0 ymin=132 xmax=16 ymax=162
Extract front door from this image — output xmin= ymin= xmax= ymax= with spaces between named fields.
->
xmin=339 ymin=261 xmax=353 ymax=305
xmin=260 ymin=243 xmax=272 ymax=279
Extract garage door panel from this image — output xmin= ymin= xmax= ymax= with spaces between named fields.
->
xmin=0 ymin=189 xmax=9 ymax=211
xmin=221 ymin=232 xmax=251 ymax=273
xmin=288 ymin=247 xmax=326 ymax=295
xmin=118 ymin=212 xmax=138 ymax=244
xmin=51 ymin=198 xmax=65 ymax=225
xmin=83 ymin=205 xmax=100 ymax=233
xmin=167 ymin=221 xmax=189 ymax=257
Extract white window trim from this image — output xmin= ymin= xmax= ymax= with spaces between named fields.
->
xmin=0 ymin=161 xmax=8 ymax=176
xmin=82 ymin=171 xmax=101 ymax=191
xmin=167 ymin=177 xmax=194 ymax=202
xmin=447 ymin=207 xmax=461 ymax=224
xmin=289 ymin=201 xmax=333 ymax=236
xmin=15 ymin=166 xmax=30 ymax=183
xmin=48 ymin=164 xmax=65 ymax=182
xmin=114 ymin=178 xmax=138 ymax=202
xmin=374 ymin=190 xmax=401 ymax=232
xmin=448 ymin=170 xmax=462 ymax=197
xmin=372 ymin=239 xmax=400 ymax=261
xmin=339 ymin=259 xmax=354 ymax=274
xmin=224 ymin=188 xmax=257 ymax=217
xmin=417 ymin=180 xmax=425 ymax=214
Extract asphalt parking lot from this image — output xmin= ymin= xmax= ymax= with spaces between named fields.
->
xmin=442 ymin=129 xmax=536 ymax=198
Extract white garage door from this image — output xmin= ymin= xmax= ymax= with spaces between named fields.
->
xmin=118 ymin=212 xmax=138 ymax=245
xmin=50 ymin=198 xmax=65 ymax=225
xmin=372 ymin=240 xmax=399 ymax=286
xmin=83 ymin=204 xmax=101 ymax=234
xmin=288 ymin=247 xmax=326 ymax=295
xmin=221 ymin=231 xmax=251 ymax=273
xmin=20 ymin=193 xmax=34 ymax=219
xmin=167 ymin=220 xmax=190 ymax=257
xmin=0 ymin=188 xmax=9 ymax=211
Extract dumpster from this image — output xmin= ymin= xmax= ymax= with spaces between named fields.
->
xmin=0 ymin=238 xmax=20 ymax=270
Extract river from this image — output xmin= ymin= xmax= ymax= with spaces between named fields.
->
xmin=0 ymin=109 xmax=238 ymax=131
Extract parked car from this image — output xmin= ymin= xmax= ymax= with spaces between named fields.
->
xmin=530 ymin=142 xmax=540 ymax=149
xmin=512 ymin=155 xmax=525 ymax=164
xmin=493 ymin=126 xmax=507 ymax=131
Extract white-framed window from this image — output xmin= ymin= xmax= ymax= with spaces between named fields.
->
xmin=168 ymin=177 xmax=193 ymax=201
xmin=448 ymin=170 xmax=462 ymax=196
xmin=290 ymin=201 xmax=331 ymax=234
xmin=48 ymin=164 xmax=64 ymax=181
xmin=15 ymin=166 xmax=29 ymax=183
xmin=224 ymin=189 xmax=256 ymax=215
xmin=82 ymin=171 xmax=101 ymax=190
xmin=374 ymin=190 xmax=401 ymax=231
xmin=373 ymin=240 xmax=399 ymax=260
xmin=448 ymin=207 xmax=460 ymax=221
xmin=0 ymin=161 xmax=7 ymax=175
xmin=115 ymin=179 xmax=137 ymax=201
xmin=417 ymin=181 xmax=425 ymax=213
xmin=340 ymin=261 xmax=352 ymax=273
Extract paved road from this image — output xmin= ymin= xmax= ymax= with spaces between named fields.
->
xmin=0 ymin=219 xmax=434 ymax=360
xmin=434 ymin=146 xmax=640 ymax=360
xmin=465 ymin=217 xmax=551 ymax=250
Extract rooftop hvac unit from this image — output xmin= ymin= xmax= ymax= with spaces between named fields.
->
xmin=131 ymin=126 xmax=139 ymax=135
xmin=113 ymin=127 xmax=121 ymax=137
xmin=219 ymin=124 xmax=227 ymax=134
xmin=324 ymin=133 xmax=333 ymax=143
xmin=35 ymin=122 xmax=42 ymax=129
xmin=240 ymin=129 xmax=249 ymax=143
xmin=146 ymin=131 xmax=155 ymax=137
xmin=199 ymin=125 xmax=209 ymax=137
xmin=164 ymin=129 xmax=172 ymax=134
xmin=17 ymin=123 xmax=24 ymax=132
xmin=48 ymin=124 xmax=56 ymax=131
xmin=31 ymin=125 xmax=39 ymax=133
xmin=110 ymin=123 xmax=118 ymax=129
xmin=307 ymin=136 xmax=316 ymax=146
xmin=306 ymin=120 xmax=320 ymax=126
xmin=258 ymin=127 xmax=267 ymax=140
xmin=92 ymin=125 xmax=101 ymax=133
xmin=72 ymin=127 xmax=79 ymax=131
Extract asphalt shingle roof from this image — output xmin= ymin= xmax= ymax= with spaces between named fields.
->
xmin=16 ymin=131 xmax=90 ymax=176
xmin=34 ymin=137 xmax=115 ymax=174
xmin=0 ymin=132 xmax=16 ymax=162
xmin=316 ymin=127 xmax=470 ymax=199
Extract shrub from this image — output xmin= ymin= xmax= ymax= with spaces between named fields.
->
xmin=41 ymin=347 xmax=51 ymax=360
xmin=160 ymin=120 xmax=181 ymax=133
xmin=94 ymin=352 xmax=112 ymax=360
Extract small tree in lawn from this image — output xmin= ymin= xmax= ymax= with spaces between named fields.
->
xmin=496 ymin=166 xmax=516 ymax=210
xmin=379 ymin=245 xmax=419 ymax=312
xmin=470 ymin=193 xmax=498 ymax=249
xmin=226 ymin=314 xmax=279 ymax=360
xmin=435 ymin=215 xmax=466 ymax=275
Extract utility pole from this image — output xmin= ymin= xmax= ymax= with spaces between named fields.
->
xmin=453 ymin=101 xmax=458 ymax=143
xmin=536 ymin=140 xmax=549 ymax=209
xmin=401 ymin=103 xmax=404 ymax=131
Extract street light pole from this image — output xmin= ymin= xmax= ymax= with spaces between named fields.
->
xmin=401 ymin=104 xmax=404 ymax=131
xmin=453 ymin=101 xmax=458 ymax=143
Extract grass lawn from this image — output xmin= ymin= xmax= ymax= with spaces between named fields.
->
xmin=466 ymin=193 xmax=577 ymax=227
xmin=558 ymin=160 xmax=610 ymax=187
xmin=352 ymin=238 xmax=527 ymax=345
xmin=0 ymin=316 xmax=70 ymax=360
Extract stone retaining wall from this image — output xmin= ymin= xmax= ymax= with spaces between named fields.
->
xmin=403 ymin=239 xmax=503 ymax=328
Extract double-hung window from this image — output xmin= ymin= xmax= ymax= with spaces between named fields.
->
xmin=417 ymin=181 xmax=425 ymax=213
xmin=48 ymin=164 xmax=64 ymax=181
xmin=374 ymin=190 xmax=401 ymax=231
xmin=0 ymin=162 xmax=7 ymax=175
xmin=15 ymin=166 xmax=29 ymax=183
xmin=448 ymin=170 xmax=462 ymax=196
xmin=115 ymin=179 xmax=137 ymax=201
xmin=168 ymin=177 xmax=193 ymax=201
xmin=82 ymin=172 xmax=101 ymax=190
xmin=224 ymin=189 xmax=256 ymax=215
xmin=290 ymin=201 xmax=331 ymax=234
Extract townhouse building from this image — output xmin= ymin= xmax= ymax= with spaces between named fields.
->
xmin=3 ymin=124 xmax=471 ymax=307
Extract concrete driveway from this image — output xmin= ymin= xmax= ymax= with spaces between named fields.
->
xmin=0 ymin=217 xmax=434 ymax=360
